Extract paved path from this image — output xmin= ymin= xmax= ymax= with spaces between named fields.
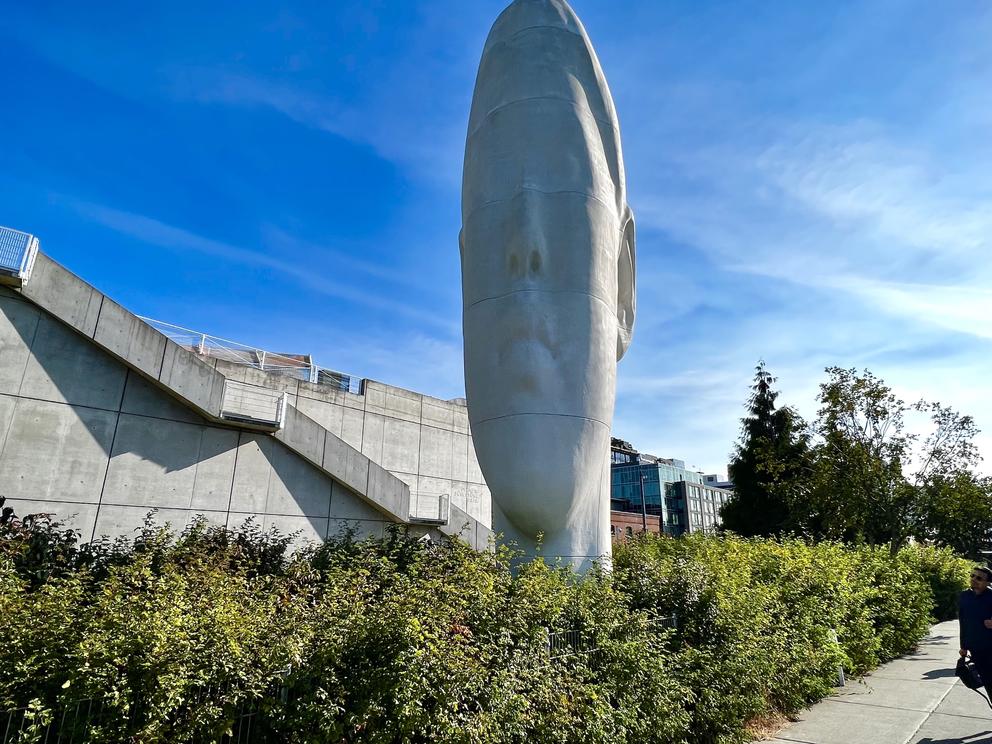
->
xmin=766 ymin=621 xmax=992 ymax=744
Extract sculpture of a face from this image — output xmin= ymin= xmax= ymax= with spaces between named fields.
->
xmin=461 ymin=0 xmax=635 ymax=568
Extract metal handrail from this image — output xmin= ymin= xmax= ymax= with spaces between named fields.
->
xmin=138 ymin=317 xmax=364 ymax=394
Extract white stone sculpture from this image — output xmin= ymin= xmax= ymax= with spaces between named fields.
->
xmin=460 ymin=0 xmax=635 ymax=570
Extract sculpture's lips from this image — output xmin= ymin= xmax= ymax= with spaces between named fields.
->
xmin=496 ymin=340 xmax=555 ymax=396
xmin=493 ymin=303 xmax=557 ymax=394
xmin=462 ymin=288 xmax=618 ymax=425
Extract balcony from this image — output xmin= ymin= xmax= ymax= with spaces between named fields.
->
xmin=409 ymin=491 xmax=450 ymax=525
xmin=220 ymin=380 xmax=287 ymax=429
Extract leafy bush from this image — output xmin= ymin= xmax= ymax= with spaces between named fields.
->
xmin=0 ymin=507 xmax=971 ymax=744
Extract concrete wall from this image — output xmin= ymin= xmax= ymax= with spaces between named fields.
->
xmin=212 ymin=360 xmax=493 ymax=527
xmin=0 ymin=289 xmax=401 ymax=543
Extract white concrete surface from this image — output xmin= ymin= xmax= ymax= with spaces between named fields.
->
xmin=461 ymin=0 xmax=635 ymax=569
xmin=221 ymin=358 xmax=493 ymax=529
xmin=0 ymin=256 xmax=493 ymax=551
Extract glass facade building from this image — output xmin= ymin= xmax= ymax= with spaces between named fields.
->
xmin=610 ymin=449 xmax=730 ymax=537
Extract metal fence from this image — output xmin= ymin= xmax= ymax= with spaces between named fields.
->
xmin=547 ymin=629 xmax=597 ymax=659
xmin=547 ymin=614 xmax=678 ymax=662
xmin=2 ymin=685 xmax=283 ymax=744
xmin=138 ymin=318 xmax=364 ymax=394
xmin=2 ymin=697 xmax=102 ymax=744
xmin=2 ymin=617 xmax=681 ymax=742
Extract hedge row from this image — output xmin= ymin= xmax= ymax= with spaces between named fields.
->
xmin=0 ymin=513 xmax=971 ymax=744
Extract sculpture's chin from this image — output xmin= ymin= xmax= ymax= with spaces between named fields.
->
xmin=471 ymin=412 xmax=611 ymax=539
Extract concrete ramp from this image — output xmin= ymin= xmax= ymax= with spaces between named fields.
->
xmin=0 ymin=251 xmax=491 ymax=550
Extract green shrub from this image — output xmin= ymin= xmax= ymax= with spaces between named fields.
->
xmin=0 ymin=507 xmax=971 ymax=744
xmin=896 ymin=544 xmax=972 ymax=622
xmin=612 ymin=534 xmax=970 ymax=741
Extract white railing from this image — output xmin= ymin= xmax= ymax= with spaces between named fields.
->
xmin=409 ymin=492 xmax=450 ymax=525
xmin=138 ymin=317 xmax=363 ymax=394
xmin=0 ymin=226 xmax=40 ymax=285
xmin=221 ymin=380 xmax=287 ymax=428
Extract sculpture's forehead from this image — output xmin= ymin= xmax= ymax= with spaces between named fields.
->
xmin=463 ymin=103 xmax=622 ymax=220
xmin=471 ymin=0 xmax=618 ymax=138
xmin=464 ymin=0 xmax=627 ymax=221
xmin=485 ymin=0 xmax=585 ymax=52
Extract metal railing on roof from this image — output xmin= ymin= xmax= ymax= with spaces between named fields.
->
xmin=0 ymin=225 xmax=40 ymax=285
xmin=138 ymin=318 xmax=364 ymax=394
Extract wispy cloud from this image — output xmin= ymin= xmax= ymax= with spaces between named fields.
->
xmin=259 ymin=224 xmax=439 ymax=293
xmin=66 ymin=199 xmax=459 ymax=334
xmin=633 ymin=118 xmax=992 ymax=342
xmin=610 ymin=8 xmax=992 ymax=474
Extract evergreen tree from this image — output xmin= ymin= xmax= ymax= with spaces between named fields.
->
xmin=721 ymin=361 xmax=810 ymax=536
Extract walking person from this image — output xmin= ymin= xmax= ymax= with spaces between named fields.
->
xmin=959 ymin=566 xmax=992 ymax=701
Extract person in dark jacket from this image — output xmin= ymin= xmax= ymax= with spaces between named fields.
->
xmin=960 ymin=566 xmax=992 ymax=699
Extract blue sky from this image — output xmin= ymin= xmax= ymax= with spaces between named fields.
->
xmin=2 ymin=0 xmax=990 ymax=477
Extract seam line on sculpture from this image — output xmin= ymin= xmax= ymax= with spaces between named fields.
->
xmin=463 ymin=187 xmax=618 ymax=223
xmin=475 ymin=412 xmax=611 ymax=428
xmin=486 ymin=23 xmax=585 ymax=48
xmin=155 ymin=334 xmax=169 ymax=379
xmin=76 ymin=502 xmax=365 ymax=521
xmin=0 ymin=393 xmax=18 ymax=463
xmin=467 ymin=95 xmax=618 ymax=141
xmin=3 ymin=497 xmax=106 ymax=508
xmin=467 ymin=288 xmax=614 ymax=312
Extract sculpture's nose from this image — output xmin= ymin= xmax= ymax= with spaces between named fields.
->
xmin=506 ymin=248 xmax=543 ymax=281
xmin=506 ymin=195 xmax=546 ymax=283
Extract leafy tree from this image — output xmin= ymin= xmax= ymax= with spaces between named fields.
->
xmin=721 ymin=361 xmax=811 ymax=536
xmin=921 ymin=471 xmax=992 ymax=559
xmin=800 ymin=367 xmax=980 ymax=550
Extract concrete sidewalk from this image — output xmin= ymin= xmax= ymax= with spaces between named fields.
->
xmin=766 ymin=621 xmax=992 ymax=744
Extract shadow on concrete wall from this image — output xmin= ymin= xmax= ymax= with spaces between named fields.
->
xmin=3 ymin=296 xmax=334 ymax=541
